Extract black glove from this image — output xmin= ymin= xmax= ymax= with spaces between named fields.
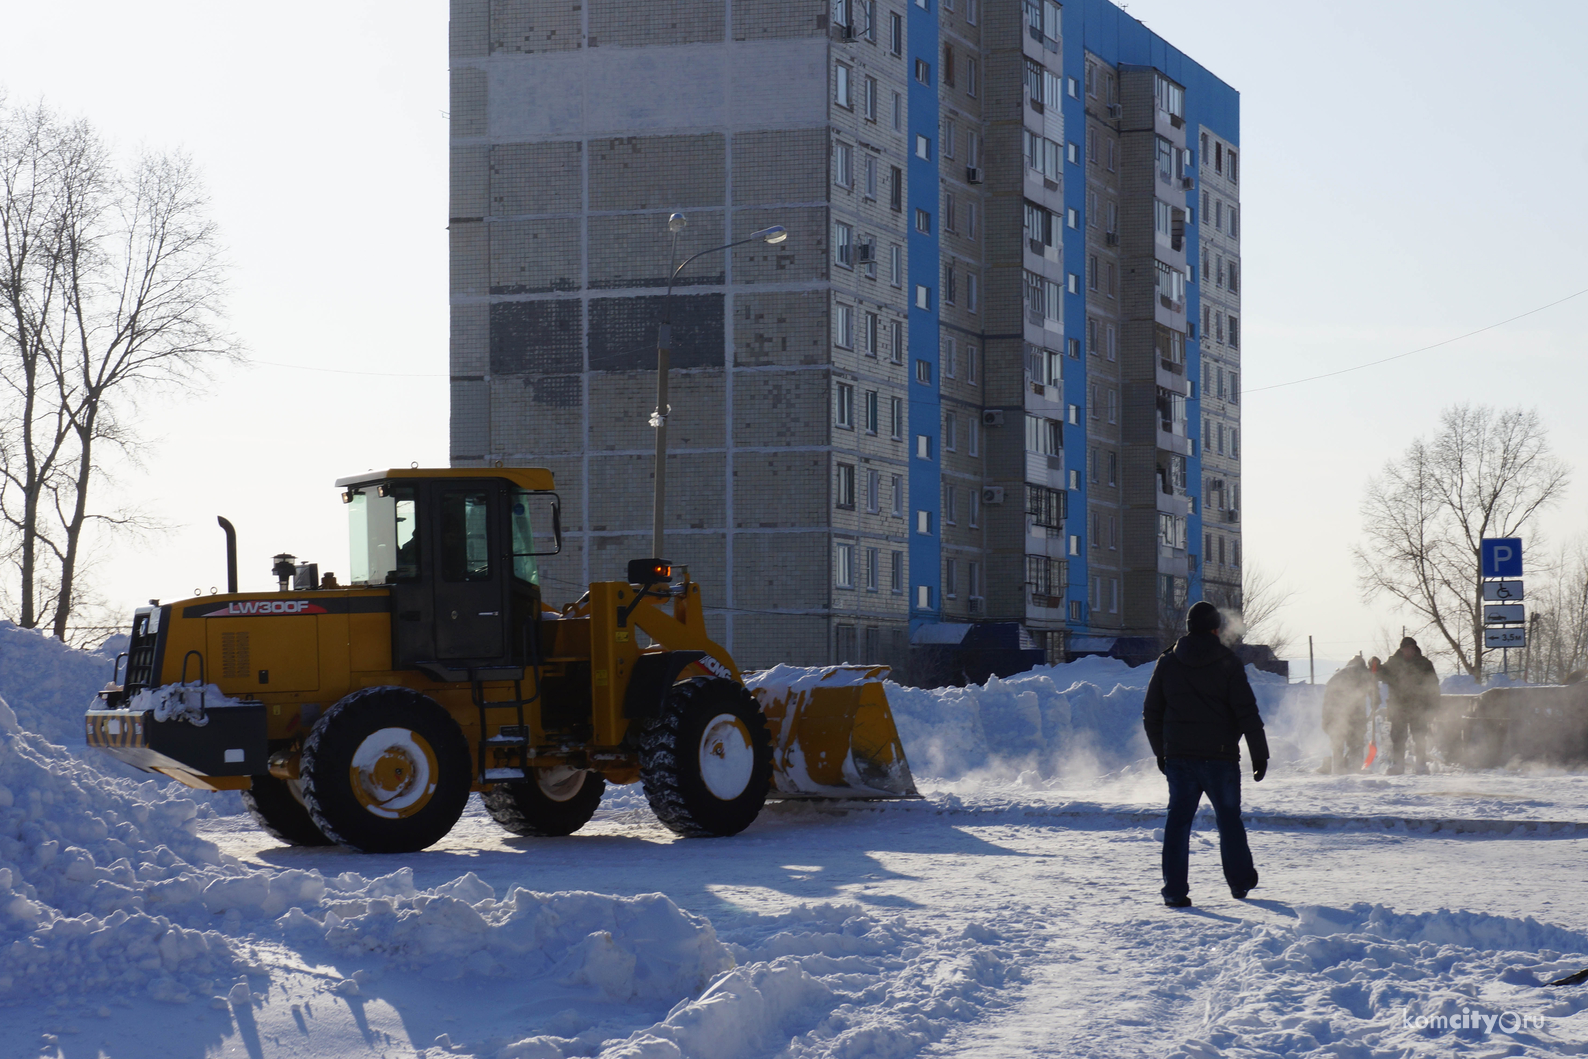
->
xmin=1252 ymin=759 xmax=1268 ymax=783
xmin=1156 ymin=756 xmax=1167 ymax=775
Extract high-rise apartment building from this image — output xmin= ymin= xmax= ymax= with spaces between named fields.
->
xmin=447 ymin=0 xmax=1239 ymax=671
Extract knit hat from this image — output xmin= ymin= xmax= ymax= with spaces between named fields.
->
xmin=1399 ymin=636 xmax=1418 ymax=651
xmin=1187 ymin=600 xmax=1222 ymax=634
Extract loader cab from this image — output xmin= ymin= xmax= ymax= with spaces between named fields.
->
xmin=339 ymin=469 xmax=561 ymax=672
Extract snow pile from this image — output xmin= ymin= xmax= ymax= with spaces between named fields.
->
xmin=883 ymin=656 xmax=1325 ymax=782
xmin=279 ymin=871 xmax=734 ymax=999
xmin=497 ymin=903 xmax=1017 ymax=1059
xmin=0 ymin=694 xmax=251 ymax=1004
xmin=0 ymin=621 xmax=121 ymax=750
xmin=1173 ymin=903 xmax=1588 ymax=1056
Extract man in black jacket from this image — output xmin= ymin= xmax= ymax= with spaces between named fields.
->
xmin=1374 ymin=637 xmax=1440 ymax=775
xmin=1143 ymin=601 xmax=1270 ymax=908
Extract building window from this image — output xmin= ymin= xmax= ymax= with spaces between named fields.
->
xmin=1026 ymin=485 xmax=1064 ymax=528
xmin=914 ymin=209 xmax=931 ymax=235
xmin=891 ymin=475 xmax=904 ymax=516
xmin=835 ymin=63 xmax=852 ymax=108
xmin=914 ymin=59 xmax=931 ymax=85
xmin=836 ymin=463 xmax=856 ymax=509
xmin=1087 ymin=254 xmax=1098 ymax=290
xmin=944 ymin=557 xmax=957 ymax=597
xmin=834 ymin=221 xmax=853 ymax=267
xmin=1026 ymin=554 xmax=1063 ymax=598
xmin=890 ymin=397 xmax=904 ymax=439
xmin=866 ymin=547 xmax=880 ymax=590
xmin=866 ymin=468 xmax=880 ymax=511
xmin=943 ymin=336 xmax=957 ymax=379
xmin=889 ymin=245 xmax=903 ymax=287
xmin=889 ymin=11 xmax=903 ymax=54
xmin=891 ymin=549 xmax=904 ymax=591
xmin=1107 ymin=388 xmax=1117 ymax=424
xmin=915 ymin=135 xmax=931 ymax=160
xmin=864 ymin=75 xmax=878 ymax=120
xmin=916 ymin=434 xmax=931 ymax=459
xmin=834 ymin=301 xmax=854 ymax=346
xmin=835 ymin=143 xmax=853 ymax=188
xmin=944 ymin=411 xmax=957 ymax=450
xmin=836 ymin=544 xmax=854 ymax=588
xmin=864 ymin=157 xmax=878 ymax=200
xmin=967 ymin=57 xmax=980 ymax=97
xmin=864 ymin=312 xmax=879 ymax=356
xmin=892 ymin=91 xmax=902 ymax=131
xmin=966 ymin=273 xmax=978 ymax=313
xmin=1106 ymin=324 xmax=1117 ymax=361
xmin=1107 ymin=450 xmax=1117 ymax=486
xmin=917 ymin=510 xmax=932 ymax=535
xmin=917 ymin=585 xmax=931 ymax=609
xmin=966 ymin=201 xmax=977 ymax=239
xmin=968 ymin=415 xmax=979 ymax=456
xmin=969 ymin=488 xmax=980 ymax=527
xmin=944 ymin=191 xmax=956 ymax=231
xmin=944 ymin=485 xmax=957 ymax=525
xmin=1229 ymin=316 xmax=1240 ymax=348
xmin=943 ymin=44 xmax=955 ymax=88
xmin=967 ymin=345 xmax=979 ymax=383
xmin=836 ymin=382 xmax=854 ymax=428
xmin=915 ymin=285 xmax=931 ymax=310
xmin=889 ymin=166 xmax=902 ymax=211
xmin=1067 ymin=273 xmax=1079 ymax=294
xmin=1107 ymin=262 xmax=1117 ymax=299
xmin=1109 ymin=515 xmax=1117 ymax=549
xmin=943 ymin=264 xmax=956 ymax=304
xmin=865 ymin=389 xmax=879 ymax=433
xmin=915 ymin=359 xmax=932 ymax=385
xmin=890 ymin=320 xmax=904 ymax=363
xmin=1024 ymin=415 xmax=1062 ymax=456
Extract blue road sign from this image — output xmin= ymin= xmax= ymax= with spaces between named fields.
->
xmin=1481 ymin=538 xmax=1523 ymax=578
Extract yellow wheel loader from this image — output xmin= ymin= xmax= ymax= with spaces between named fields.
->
xmin=84 ymin=468 xmax=915 ymax=853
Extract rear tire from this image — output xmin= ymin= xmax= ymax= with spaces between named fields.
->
xmin=241 ymin=774 xmax=333 ymax=847
xmin=300 ymin=686 xmax=472 ymax=853
xmin=639 ymin=677 xmax=771 ymax=837
xmin=482 ymin=767 xmax=606 ymax=836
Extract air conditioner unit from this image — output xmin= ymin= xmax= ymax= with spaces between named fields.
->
xmin=837 ymin=22 xmax=855 ymax=40
xmin=856 ymin=243 xmax=875 ymax=263
xmin=968 ymin=596 xmax=986 ymax=614
xmin=982 ymin=409 xmax=1005 ymax=427
xmin=966 ymin=165 xmax=984 ymax=184
xmin=1029 ymin=238 xmax=1045 ymax=256
xmin=982 ymin=486 xmax=1005 ymax=505
xmin=1104 ymin=232 xmax=1118 ymax=246
xmin=1108 ymin=103 xmax=1123 ymax=118
xmin=1180 ymin=175 xmax=1194 ymax=189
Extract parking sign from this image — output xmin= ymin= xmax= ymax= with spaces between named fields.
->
xmin=1481 ymin=538 xmax=1523 ymax=579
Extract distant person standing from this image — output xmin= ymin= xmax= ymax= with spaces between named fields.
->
xmin=1318 ymin=654 xmax=1378 ymax=774
xmin=1143 ymin=601 xmax=1270 ymax=909
xmin=1374 ymin=637 xmax=1440 ymax=775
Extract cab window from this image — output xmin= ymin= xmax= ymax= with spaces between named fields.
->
xmin=510 ymin=491 xmax=540 ymax=585
xmin=349 ymin=485 xmax=419 ymax=584
xmin=440 ymin=491 xmax=491 ymax=582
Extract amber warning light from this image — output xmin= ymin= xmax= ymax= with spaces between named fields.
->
xmin=627 ymin=558 xmax=673 ymax=586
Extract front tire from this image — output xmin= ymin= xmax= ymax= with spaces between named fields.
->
xmin=482 ymin=767 xmax=606 ymax=836
xmin=300 ymin=686 xmax=472 ymax=853
xmin=241 ymin=773 xmax=333 ymax=847
xmin=639 ymin=677 xmax=772 ymax=837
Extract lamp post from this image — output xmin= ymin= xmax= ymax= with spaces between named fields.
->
xmin=651 ymin=215 xmax=788 ymax=558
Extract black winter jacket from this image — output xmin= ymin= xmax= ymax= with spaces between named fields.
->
xmin=1142 ymin=634 xmax=1270 ymax=763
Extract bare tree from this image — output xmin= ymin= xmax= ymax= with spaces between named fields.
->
xmin=1523 ymin=540 xmax=1588 ymax=683
xmin=1353 ymin=405 xmax=1568 ymax=679
xmin=0 ymin=99 xmax=233 ymax=642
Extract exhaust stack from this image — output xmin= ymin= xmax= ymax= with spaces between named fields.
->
xmin=217 ymin=517 xmax=238 ymax=593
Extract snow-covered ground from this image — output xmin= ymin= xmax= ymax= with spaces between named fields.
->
xmin=2 ymin=623 xmax=1586 ymax=1057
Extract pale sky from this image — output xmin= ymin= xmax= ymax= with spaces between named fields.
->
xmin=4 ymin=0 xmax=1587 ymax=676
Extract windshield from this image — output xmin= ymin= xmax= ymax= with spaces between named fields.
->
xmin=348 ymin=486 xmax=419 ymax=584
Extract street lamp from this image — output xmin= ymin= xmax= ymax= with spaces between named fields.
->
xmin=650 ymin=215 xmax=788 ymax=558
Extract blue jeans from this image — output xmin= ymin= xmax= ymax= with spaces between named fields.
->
xmin=1161 ymin=756 xmax=1256 ymax=900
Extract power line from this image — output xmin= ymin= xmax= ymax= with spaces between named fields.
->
xmin=1245 ymin=285 xmax=1588 ymax=395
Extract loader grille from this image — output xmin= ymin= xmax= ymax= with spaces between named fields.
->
xmin=121 ymin=606 xmax=166 ymax=699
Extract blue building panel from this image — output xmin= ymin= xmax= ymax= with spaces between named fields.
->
xmin=907 ymin=0 xmax=942 ymax=634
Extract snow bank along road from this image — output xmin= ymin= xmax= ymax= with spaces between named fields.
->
xmin=1 ymin=626 xmax=1586 ymax=1057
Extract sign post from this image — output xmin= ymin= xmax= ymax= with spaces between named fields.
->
xmin=1480 ymin=538 xmax=1525 ymax=678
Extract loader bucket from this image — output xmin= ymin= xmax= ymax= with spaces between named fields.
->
xmin=747 ymin=665 xmax=919 ymax=799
